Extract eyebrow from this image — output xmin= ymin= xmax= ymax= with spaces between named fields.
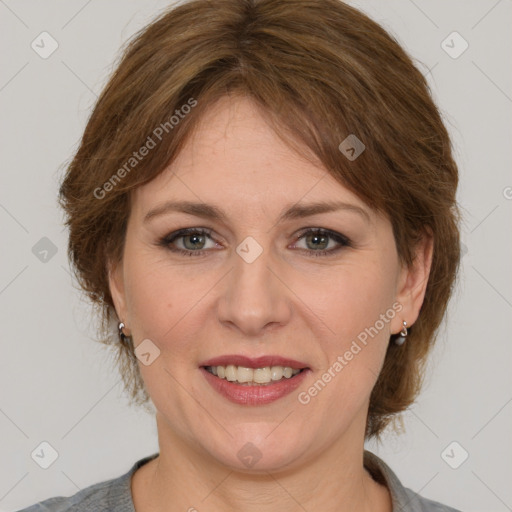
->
xmin=144 ymin=199 xmax=371 ymax=224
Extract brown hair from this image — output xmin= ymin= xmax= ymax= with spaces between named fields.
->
xmin=59 ymin=0 xmax=461 ymax=438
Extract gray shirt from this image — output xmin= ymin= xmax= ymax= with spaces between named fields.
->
xmin=17 ymin=451 xmax=462 ymax=511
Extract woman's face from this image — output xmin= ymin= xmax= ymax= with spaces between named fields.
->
xmin=110 ymin=95 xmax=430 ymax=472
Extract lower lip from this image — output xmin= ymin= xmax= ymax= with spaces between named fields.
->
xmin=200 ymin=367 xmax=310 ymax=406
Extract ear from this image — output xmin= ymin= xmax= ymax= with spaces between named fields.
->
xmin=107 ymin=258 xmax=129 ymax=330
xmin=393 ymin=231 xmax=434 ymax=334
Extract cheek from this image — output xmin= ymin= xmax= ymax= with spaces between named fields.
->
xmin=122 ymin=247 xmax=211 ymax=359
xmin=303 ymin=258 xmax=397 ymax=344
xmin=122 ymin=247 xmax=177 ymax=335
xmin=303 ymin=257 xmax=397 ymax=392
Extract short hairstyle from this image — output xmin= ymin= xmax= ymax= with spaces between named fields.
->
xmin=59 ymin=0 xmax=461 ymax=438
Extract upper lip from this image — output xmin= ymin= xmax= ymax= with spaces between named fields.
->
xmin=200 ymin=355 xmax=309 ymax=370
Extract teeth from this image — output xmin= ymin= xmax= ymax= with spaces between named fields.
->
xmin=206 ymin=365 xmax=302 ymax=385
xmin=225 ymin=365 xmax=237 ymax=382
xmin=270 ymin=366 xmax=283 ymax=380
xmin=254 ymin=367 xmax=271 ymax=383
xmin=237 ymin=366 xmax=253 ymax=383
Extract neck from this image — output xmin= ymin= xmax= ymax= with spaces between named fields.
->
xmin=132 ymin=414 xmax=392 ymax=512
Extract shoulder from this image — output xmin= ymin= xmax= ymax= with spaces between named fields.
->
xmin=16 ymin=478 xmax=122 ymax=512
xmin=16 ymin=453 xmax=159 ymax=512
xmin=364 ymin=451 xmax=463 ymax=512
xmin=400 ymin=486 xmax=463 ymax=512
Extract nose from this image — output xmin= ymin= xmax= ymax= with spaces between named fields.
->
xmin=216 ymin=240 xmax=292 ymax=337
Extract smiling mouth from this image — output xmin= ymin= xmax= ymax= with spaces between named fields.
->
xmin=203 ymin=365 xmax=307 ymax=386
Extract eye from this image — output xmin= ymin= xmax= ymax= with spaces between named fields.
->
xmin=158 ymin=227 xmax=351 ymax=257
xmin=292 ymin=228 xmax=351 ymax=256
xmin=159 ymin=228 xmax=217 ymax=256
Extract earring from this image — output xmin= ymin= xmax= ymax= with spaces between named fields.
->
xmin=118 ymin=322 xmax=131 ymax=344
xmin=394 ymin=321 xmax=408 ymax=346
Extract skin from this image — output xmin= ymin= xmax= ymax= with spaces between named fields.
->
xmin=109 ymin=95 xmax=433 ymax=512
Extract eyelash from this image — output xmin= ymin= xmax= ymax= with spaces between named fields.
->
xmin=158 ymin=227 xmax=351 ymax=258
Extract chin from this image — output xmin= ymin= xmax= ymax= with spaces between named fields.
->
xmin=200 ymin=427 xmax=310 ymax=473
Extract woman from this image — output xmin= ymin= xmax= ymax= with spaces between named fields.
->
xmin=20 ymin=0 xmax=462 ymax=510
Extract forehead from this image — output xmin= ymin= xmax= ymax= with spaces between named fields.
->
xmin=132 ymin=95 xmax=371 ymax=219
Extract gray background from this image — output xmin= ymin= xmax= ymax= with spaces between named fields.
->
xmin=1 ymin=1 xmax=511 ymax=510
